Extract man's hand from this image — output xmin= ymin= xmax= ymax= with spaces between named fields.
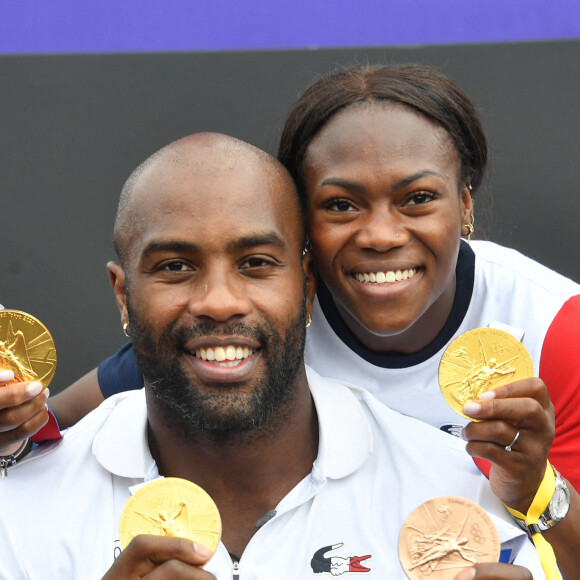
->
xmin=102 ymin=535 xmax=216 ymax=580
xmin=0 ymin=369 xmax=49 ymax=456
xmin=455 ymin=563 xmax=532 ymax=580
xmin=462 ymin=377 xmax=554 ymax=513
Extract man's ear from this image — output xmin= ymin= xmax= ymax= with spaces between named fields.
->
xmin=302 ymin=251 xmax=317 ymax=318
xmin=107 ymin=261 xmax=128 ymax=325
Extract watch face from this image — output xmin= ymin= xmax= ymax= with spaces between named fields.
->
xmin=551 ymin=485 xmax=571 ymax=520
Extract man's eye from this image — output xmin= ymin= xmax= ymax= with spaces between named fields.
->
xmin=240 ymin=257 xmax=272 ymax=269
xmin=328 ymin=199 xmax=355 ymax=212
xmin=162 ymin=261 xmax=191 ymax=271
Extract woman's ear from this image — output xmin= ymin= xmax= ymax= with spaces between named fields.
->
xmin=302 ymin=251 xmax=317 ymax=318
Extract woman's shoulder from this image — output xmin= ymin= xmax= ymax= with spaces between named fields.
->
xmin=471 ymin=240 xmax=580 ymax=296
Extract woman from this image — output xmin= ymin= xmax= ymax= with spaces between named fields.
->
xmin=2 ymin=64 xmax=578 ymax=578
xmin=277 ymin=64 xmax=580 ymax=578
xmin=280 ymin=64 xmax=580 ymax=475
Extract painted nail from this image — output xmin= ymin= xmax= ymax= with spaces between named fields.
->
xmin=26 ymin=382 xmax=43 ymax=397
xmin=0 ymin=369 xmax=15 ymax=382
xmin=479 ymin=390 xmax=496 ymax=401
xmin=455 ymin=568 xmax=476 ymax=580
xmin=463 ymin=402 xmax=481 ymax=416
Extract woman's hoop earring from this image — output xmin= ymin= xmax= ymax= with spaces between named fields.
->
xmin=122 ymin=322 xmax=130 ymax=338
xmin=305 ymin=313 xmax=312 ymax=328
xmin=463 ymin=214 xmax=475 ymax=243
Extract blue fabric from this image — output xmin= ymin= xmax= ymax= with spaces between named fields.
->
xmin=97 ymin=342 xmax=143 ymax=398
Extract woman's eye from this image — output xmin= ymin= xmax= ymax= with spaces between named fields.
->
xmin=406 ymin=192 xmax=435 ymax=206
xmin=328 ymin=199 xmax=355 ymax=212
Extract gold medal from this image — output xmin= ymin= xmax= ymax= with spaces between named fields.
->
xmin=119 ymin=477 xmax=222 ymax=553
xmin=0 ymin=309 xmax=56 ymax=388
xmin=439 ymin=328 xmax=533 ymax=419
xmin=399 ymin=496 xmax=500 ymax=580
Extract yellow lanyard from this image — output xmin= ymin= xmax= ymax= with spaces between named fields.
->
xmin=505 ymin=460 xmax=561 ymax=580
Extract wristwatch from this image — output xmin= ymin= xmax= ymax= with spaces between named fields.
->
xmin=514 ymin=467 xmax=571 ymax=535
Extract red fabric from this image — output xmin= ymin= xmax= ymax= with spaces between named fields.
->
xmin=539 ymin=295 xmax=580 ymax=491
xmin=31 ymin=408 xmax=62 ymax=443
xmin=473 ymin=457 xmax=492 ymax=478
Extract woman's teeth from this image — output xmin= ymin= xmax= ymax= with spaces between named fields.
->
xmin=355 ymin=268 xmax=417 ymax=284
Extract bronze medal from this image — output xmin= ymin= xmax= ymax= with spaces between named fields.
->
xmin=0 ymin=309 xmax=56 ymax=388
xmin=439 ymin=328 xmax=533 ymax=419
xmin=119 ymin=477 xmax=222 ymax=553
xmin=399 ymin=496 xmax=500 ymax=579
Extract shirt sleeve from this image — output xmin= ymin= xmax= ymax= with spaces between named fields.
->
xmin=97 ymin=342 xmax=144 ymax=399
xmin=539 ymin=294 xmax=580 ymax=491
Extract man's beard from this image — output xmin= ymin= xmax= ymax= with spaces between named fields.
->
xmin=127 ymin=298 xmax=307 ymax=438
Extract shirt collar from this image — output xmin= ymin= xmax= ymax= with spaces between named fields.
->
xmin=92 ymin=390 xmax=154 ymax=478
xmin=93 ymin=368 xmax=373 ymax=481
xmin=306 ymin=366 xmax=373 ymax=479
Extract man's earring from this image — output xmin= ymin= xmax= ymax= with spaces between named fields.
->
xmin=305 ymin=313 xmax=312 ymax=328
xmin=123 ymin=322 xmax=130 ymax=338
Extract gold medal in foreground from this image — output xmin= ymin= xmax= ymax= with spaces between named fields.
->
xmin=399 ymin=496 xmax=500 ymax=580
xmin=439 ymin=328 xmax=533 ymax=420
xmin=119 ymin=477 xmax=222 ymax=553
xmin=0 ymin=309 xmax=56 ymax=388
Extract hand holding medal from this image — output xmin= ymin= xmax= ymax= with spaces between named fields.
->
xmin=438 ymin=328 xmax=534 ymax=421
xmin=0 ymin=309 xmax=56 ymax=470
xmin=119 ymin=477 xmax=222 ymax=552
xmin=107 ymin=478 xmax=221 ymax=579
xmin=439 ymin=329 xmax=564 ymax=580
xmin=0 ymin=309 xmax=57 ymax=389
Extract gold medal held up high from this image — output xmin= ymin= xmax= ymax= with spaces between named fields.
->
xmin=399 ymin=496 xmax=500 ymax=580
xmin=0 ymin=309 xmax=57 ymax=389
xmin=439 ymin=328 xmax=533 ymax=420
xmin=119 ymin=477 xmax=222 ymax=553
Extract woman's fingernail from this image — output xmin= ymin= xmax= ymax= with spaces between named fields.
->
xmin=455 ymin=568 xmax=476 ymax=580
xmin=463 ymin=402 xmax=481 ymax=416
xmin=460 ymin=427 xmax=468 ymax=441
xmin=0 ymin=369 xmax=15 ymax=382
xmin=26 ymin=382 xmax=43 ymax=397
xmin=479 ymin=390 xmax=496 ymax=401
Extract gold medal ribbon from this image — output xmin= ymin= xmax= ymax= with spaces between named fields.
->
xmin=505 ymin=460 xmax=561 ymax=580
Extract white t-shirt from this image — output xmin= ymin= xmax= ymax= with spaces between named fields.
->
xmin=306 ymin=241 xmax=580 ymax=487
xmin=0 ymin=367 xmax=543 ymax=579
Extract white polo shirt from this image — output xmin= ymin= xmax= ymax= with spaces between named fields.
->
xmin=0 ymin=367 xmax=544 ymax=579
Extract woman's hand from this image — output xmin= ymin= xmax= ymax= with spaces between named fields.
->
xmin=0 ymin=369 xmax=49 ymax=456
xmin=462 ymin=377 xmax=554 ymax=512
xmin=455 ymin=563 xmax=532 ymax=580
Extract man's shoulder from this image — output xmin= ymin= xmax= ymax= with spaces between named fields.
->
xmin=10 ymin=389 xmax=144 ymax=480
xmin=306 ymin=366 xmax=468 ymax=460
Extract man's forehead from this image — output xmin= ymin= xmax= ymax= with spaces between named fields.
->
xmin=115 ymin=134 xmax=303 ymax=264
xmin=131 ymin=167 xmax=289 ymax=224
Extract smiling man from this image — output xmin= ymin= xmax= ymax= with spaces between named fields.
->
xmin=0 ymin=133 xmax=544 ymax=579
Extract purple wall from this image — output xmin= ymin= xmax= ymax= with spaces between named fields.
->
xmin=1 ymin=0 xmax=579 ymax=54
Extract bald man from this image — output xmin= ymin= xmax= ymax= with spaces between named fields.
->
xmin=0 ymin=134 xmax=543 ymax=579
